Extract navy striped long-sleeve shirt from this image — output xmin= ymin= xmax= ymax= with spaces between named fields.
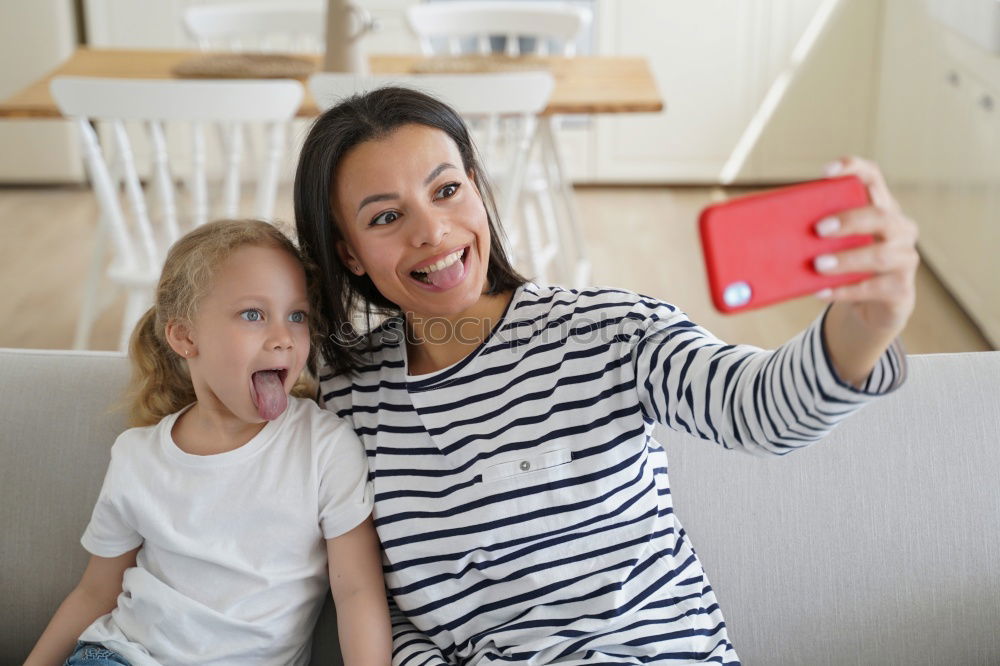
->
xmin=319 ymin=284 xmax=905 ymax=665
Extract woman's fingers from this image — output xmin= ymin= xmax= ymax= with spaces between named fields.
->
xmin=814 ymin=205 xmax=919 ymax=244
xmin=816 ymin=271 xmax=915 ymax=304
xmin=814 ymin=236 xmax=919 ymax=275
xmin=815 ymin=206 xmax=885 ymax=239
xmin=817 ymin=156 xmax=920 ymax=334
xmin=811 ymin=169 xmax=920 ymax=280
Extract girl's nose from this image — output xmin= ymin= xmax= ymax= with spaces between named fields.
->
xmin=267 ymin=321 xmax=294 ymax=350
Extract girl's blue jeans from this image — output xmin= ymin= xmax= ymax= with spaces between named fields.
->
xmin=64 ymin=642 xmax=131 ymax=666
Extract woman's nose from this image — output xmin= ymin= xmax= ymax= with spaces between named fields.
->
xmin=410 ymin=207 xmax=449 ymax=247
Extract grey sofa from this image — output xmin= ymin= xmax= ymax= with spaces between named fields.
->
xmin=2 ymin=348 xmax=999 ymax=665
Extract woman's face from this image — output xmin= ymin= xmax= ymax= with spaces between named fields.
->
xmin=332 ymin=123 xmax=492 ymax=321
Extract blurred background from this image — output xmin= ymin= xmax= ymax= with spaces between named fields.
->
xmin=0 ymin=0 xmax=995 ymax=354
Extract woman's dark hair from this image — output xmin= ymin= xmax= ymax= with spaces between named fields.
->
xmin=294 ymin=86 xmax=527 ymax=377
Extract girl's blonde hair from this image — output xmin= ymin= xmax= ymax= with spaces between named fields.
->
xmin=126 ymin=219 xmax=321 ymax=427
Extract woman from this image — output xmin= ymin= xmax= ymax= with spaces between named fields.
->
xmin=294 ymin=87 xmax=916 ymax=664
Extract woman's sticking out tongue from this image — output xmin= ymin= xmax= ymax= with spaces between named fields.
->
xmin=424 ymin=257 xmax=465 ymax=289
xmin=251 ymin=370 xmax=287 ymax=421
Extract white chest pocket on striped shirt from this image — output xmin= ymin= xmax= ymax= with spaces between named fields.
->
xmin=480 ymin=447 xmax=572 ymax=483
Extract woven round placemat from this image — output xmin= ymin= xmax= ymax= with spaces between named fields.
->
xmin=171 ymin=53 xmax=316 ymax=79
xmin=410 ymin=55 xmax=550 ymax=74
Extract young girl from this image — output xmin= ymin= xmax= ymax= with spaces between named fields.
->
xmin=293 ymin=88 xmax=917 ymax=664
xmin=26 ymin=220 xmax=391 ymax=666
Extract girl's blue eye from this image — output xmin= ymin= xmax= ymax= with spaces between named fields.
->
xmin=436 ymin=183 xmax=459 ymax=199
xmin=370 ymin=210 xmax=400 ymax=227
xmin=240 ymin=309 xmax=263 ymax=322
xmin=288 ymin=311 xmax=306 ymax=324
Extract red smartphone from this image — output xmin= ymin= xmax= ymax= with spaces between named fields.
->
xmin=698 ymin=175 xmax=874 ymax=314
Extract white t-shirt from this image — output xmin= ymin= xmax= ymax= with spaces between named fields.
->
xmin=78 ymin=396 xmax=373 ymax=666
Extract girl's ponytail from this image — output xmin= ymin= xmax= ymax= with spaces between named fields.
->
xmin=126 ymin=306 xmax=195 ymax=427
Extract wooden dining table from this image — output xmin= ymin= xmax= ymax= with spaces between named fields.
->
xmin=0 ymin=47 xmax=663 ymax=119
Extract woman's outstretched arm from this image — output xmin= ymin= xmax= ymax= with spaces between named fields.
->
xmin=25 ymin=548 xmax=138 ymax=666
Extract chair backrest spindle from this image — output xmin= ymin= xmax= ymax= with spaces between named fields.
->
xmin=221 ymin=122 xmax=244 ymax=219
xmin=110 ymin=121 xmax=158 ymax=273
xmin=147 ymin=120 xmax=181 ymax=248
xmin=190 ymin=122 xmax=209 ymax=229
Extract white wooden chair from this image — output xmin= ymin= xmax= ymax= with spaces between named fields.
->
xmin=308 ymin=71 xmax=556 ymax=282
xmin=182 ymin=2 xmax=326 ymax=53
xmin=407 ymin=0 xmax=588 ymax=57
xmin=50 ymin=77 xmax=304 ymax=350
xmin=406 ymin=1 xmax=592 ymax=287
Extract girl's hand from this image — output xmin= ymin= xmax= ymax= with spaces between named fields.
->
xmin=814 ymin=156 xmax=919 ymax=339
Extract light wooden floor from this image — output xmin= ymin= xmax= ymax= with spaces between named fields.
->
xmin=0 ymin=183 xmax=991 ymax=354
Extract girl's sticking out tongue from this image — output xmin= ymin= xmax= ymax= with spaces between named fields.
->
xmin=251 ymin=370 xmax=287 ymax=421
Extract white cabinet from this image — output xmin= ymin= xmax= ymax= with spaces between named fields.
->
xmin=0 ymin=0 xmax=83 ymax=183
xmin=925 ymin=0 xmax=1000 ymax=55
xmin=589 ymin=0 xmax=876 ymax=184
xmin=875 ymin=0 xmax=1000 ymax=346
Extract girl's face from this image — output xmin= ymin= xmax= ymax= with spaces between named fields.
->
xmin=181 ymin=244 xmax=311 ymax=424
xmin=332 ymin=123 xmax=492 ymax=320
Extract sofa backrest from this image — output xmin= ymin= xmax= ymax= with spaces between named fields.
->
xmin=2 ymin=349 xmax=131 ymax=661
xmin=2 ymin=348 xmax=998 ymax=664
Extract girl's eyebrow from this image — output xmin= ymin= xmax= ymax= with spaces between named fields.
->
xmin=355 ymin=162 xmax=458 ymax=215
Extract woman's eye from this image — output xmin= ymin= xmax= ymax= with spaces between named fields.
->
xmin=288 ymin=311 xmax=306 ymax=324
xmin=436 ymin=183 xmax=460 ymax=200
xmin=370 ymin=210 xmax=400 ymax=226
xmin=240 ymin=309 xmax=263 ymax=322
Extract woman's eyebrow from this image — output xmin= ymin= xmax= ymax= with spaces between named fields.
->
xmin=357 ymin=192 xmax=398 ymax=214
xmin=424 ymin=162 xmax=457 ymax=185
xmin=356 ymin=162 xmax=458 ymax=215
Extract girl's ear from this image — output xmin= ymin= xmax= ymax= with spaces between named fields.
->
xmin=165 ymin=320 xmax=197 ymax=359
xmin=337 ymin=240 xmax=366 ymax=276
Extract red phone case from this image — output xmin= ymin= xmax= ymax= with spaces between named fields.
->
xmin=699 ymin=175 xmax=873 ymax=314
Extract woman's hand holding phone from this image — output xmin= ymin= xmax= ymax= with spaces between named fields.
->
xmin=812 ymin=157 xmax=919 ymax=338
xmin=699 ymin=155 xmax=918 ymax=386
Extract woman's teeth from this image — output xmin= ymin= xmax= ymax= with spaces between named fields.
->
xmin=412 ymin=249 xmax=463 ymax=277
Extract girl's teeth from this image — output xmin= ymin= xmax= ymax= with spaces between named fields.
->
xmin=414 ymin=249 xmax=462 ymax=274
